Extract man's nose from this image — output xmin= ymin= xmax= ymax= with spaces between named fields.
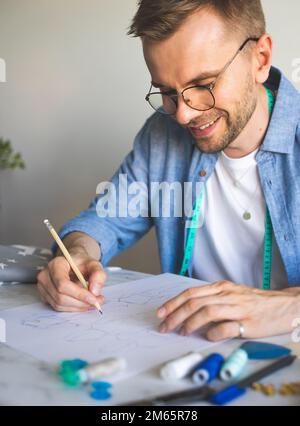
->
xmin=174 ymin=96 xmax=204 ymax=127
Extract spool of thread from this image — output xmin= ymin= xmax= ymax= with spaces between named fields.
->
xmin=59 ymin=357 xmax=126 ymax=386
xmin=79 ymin=357 xmax=126 ymax=382
xmin=59 ymin=358 xmax=88 ymax=372
xmin=219 ymin=348 xmax=248 ymax=382
xmin=160 ymin=352 xmax=203 ymax=381
xmin=192 ymin=353 xmax=224 ymax=385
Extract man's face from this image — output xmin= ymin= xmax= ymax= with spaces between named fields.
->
xmin=143 ymin=9 xmax=258 ymax=154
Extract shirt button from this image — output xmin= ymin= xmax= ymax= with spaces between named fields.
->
xmin=199 ymin=170 xmax=207 ymax=177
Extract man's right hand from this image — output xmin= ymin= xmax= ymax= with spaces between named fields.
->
xmin=37 ymin=254 xmax=106 ymax=312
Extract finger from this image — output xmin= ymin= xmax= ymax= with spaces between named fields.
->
xmin=37 ymin=281 xmax=55 ymax=306
xmin=206 ymin=321 xmax=242 ymax=342
xmin=38 ymin=282 xmax=67 ymax=311
xmin=180 ymin=304 xmax=243 ymax=336
xmin=157 ymin=284 xmax=223 ymax=319
xmin=86 ymin=260 xmax=107 ymax=296
xmin=157 ymin=281 xmax=239 ymax=319
xmin=208 ymin=320 xmax=277 ymax=340
xmin=37 ymin=282 xmax=47 ymax=304
xmin=159 ymin=294 xmax=235 ymax=333
xmin=40 ymin=280 xmax=94 ymax=312
xmin=38 ymin=280 xmax=95 ymax=312
xmin=48 ymin=260 xmax=104 ymax=307
xmin=57 ymin=280 xmax=104 ymax=307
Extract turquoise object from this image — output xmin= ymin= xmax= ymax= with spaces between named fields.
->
xmin=60 ymin=369 xmax=81 ymax=387
xmin=220 ymin=348 xmax=248 ymax=381
xmin=58 ymin=358 xmax=88 ymax=387
xmin=59 ymin=358 xmax=88 ymax=372
xmin=68 ymin=359 xmax=88 ymax=369
xmin=241 ymin=341 xmax=291 ymax=360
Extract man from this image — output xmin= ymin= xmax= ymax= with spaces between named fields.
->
xmin=38 ymin=0 xmax=300 ymax=341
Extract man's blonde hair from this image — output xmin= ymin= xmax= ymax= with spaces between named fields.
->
xmin=128 ymin=0 xmax=266 ymax=41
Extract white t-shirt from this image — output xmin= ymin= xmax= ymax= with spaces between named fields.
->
xmin=192 ymin=149 xmax=288 ymax=289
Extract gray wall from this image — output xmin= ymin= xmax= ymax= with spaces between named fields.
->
xmin=0 ymin=0 xmax=299 ymax=274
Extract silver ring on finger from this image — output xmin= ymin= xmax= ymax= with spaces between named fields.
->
xmin=237 ymin=322 xmax=245 ymax=338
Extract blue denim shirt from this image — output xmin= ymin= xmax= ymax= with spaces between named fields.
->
xmin=57 ymin=67 xmax=300 ymax=287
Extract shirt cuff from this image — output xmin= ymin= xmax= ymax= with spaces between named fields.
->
xmin=51 ymin=220 xmax=118 ymax=266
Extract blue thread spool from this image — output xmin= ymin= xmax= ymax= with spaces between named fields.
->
xmin=220 ymin=348 xmax=248 ymax=382
xmin=192 ymin=353 xmax=224 ymax=385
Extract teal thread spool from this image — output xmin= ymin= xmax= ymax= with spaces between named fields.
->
xmin=59 ymin=359 xmax=88 ymax=372
xmin=220 ymin=348 xmax=248 ymax=382
xmin=58 ymin=359 xmax=88 ymax=387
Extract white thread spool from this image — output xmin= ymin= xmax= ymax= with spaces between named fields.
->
xmin=160 ymin=352 xmax=203 ymax=381
xmin=78 ymin=357 xmax=127 ymax=383
xmin=220 ymin=348 xmax=248 ymax=382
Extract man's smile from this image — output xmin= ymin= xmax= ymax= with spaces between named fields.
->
xmin=189 ymin=116 xmax=222 ymax=138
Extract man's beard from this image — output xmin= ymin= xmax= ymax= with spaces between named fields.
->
xmin=193 ymin=75 xmax=257 ymax=154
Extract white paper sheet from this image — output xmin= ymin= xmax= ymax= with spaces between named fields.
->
xmin=0 ymin=273 xmax=220 ymax=382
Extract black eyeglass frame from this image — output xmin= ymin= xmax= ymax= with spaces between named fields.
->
xmin=145 ymin=37 xmax=260 ymax=115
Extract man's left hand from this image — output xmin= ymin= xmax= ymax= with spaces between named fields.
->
xmin=156 ymin=281 xmax=300 ymax=341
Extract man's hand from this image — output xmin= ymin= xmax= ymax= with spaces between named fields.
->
xmin=37 ymin=255 xmax=106 ymax=312
xmin=37 ymin=232 xmax=106 ymax=312
xmin=156 ymin=280 xmax=300 ymax=341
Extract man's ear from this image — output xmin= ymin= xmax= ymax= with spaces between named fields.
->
xmin=254 ymin=34 xmax=273 ymax=84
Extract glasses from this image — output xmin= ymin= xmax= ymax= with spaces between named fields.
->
xmin=145 ymin=37 xmax=259 ymax=115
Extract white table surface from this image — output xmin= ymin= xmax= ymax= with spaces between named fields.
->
xmin=0 ymin=269 xmax=299 ymax=406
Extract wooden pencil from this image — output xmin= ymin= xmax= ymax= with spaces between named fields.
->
xmin=43 ymin=219 xmax=103 ymax=314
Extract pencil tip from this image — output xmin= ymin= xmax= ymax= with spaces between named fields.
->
xmin=94 ymin=302 xmax=103 ymax=314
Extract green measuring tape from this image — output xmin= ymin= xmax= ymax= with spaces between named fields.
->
xmin=262 ymin=86 xmax=275 ymax=290
xmin=180 ymin=86 xmax=275 ymax=291
xmin=180 ymin=189 xmax=206 ymax=275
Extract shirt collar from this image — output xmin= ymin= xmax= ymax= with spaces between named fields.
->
xmin=261 ymin=66 xmax=300 ymax=155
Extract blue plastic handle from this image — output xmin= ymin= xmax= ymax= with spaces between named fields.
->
xmin=210 ymin=385 xmax=247 ymax=405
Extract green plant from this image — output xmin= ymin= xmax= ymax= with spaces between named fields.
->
xmin=0 ymin=138 xmax=25 ymax=170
